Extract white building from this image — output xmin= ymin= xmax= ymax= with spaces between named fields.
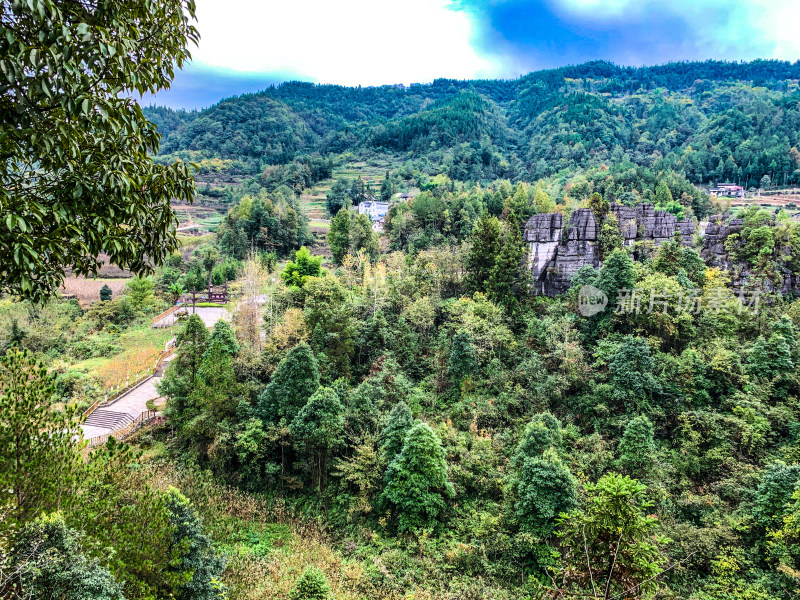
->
xmin=357 ymin=199 xmax=389 ymax=232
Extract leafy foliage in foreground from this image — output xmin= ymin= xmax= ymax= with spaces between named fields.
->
xmin=1 ymin=0 xmax=198 ymax=301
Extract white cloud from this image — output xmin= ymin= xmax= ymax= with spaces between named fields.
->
xmin=189 ymin=0 xmax=501 ymax=85
xmin=555 ymin=0 xmax=800 ymax=60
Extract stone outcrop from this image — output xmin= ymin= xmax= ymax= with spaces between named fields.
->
xmin=701 ymin=214 xmax=799 ymax=295
xmin=525 ymin=204 xmax=800 ymax=297
xmin=524 ymin=203 xmax=695 ymax=295
xmin=524 ymin=212 xmax=563 ymax=295
xmin=609 ymin=204 xmax=637 ymax=245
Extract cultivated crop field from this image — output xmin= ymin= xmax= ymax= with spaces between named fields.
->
xmin=61 ymin=276 xmax=129 ymax=307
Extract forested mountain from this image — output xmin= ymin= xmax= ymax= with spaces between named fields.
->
xmin=146 ymin=60 xmax=800 ymax=186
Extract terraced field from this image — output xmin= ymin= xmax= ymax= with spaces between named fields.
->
xmin=300 ymin=159 xmax=395 ymax=229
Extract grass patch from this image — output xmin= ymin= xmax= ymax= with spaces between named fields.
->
xmin=179 ymin=232 xmax=216 ymax=248
xmin=70 ymin=325 xmax=175 ymax=388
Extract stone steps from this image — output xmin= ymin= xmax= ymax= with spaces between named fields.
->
xmin=84 ymin=409 xmax=133 ymax=430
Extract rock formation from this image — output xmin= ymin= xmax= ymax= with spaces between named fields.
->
xmin=525 ymin=203 xmax=695 ymax=295
xmin=525 ymin=203 xmax=799 ymax=296
xmin=701 ymin=214 xmax=799 ymax=295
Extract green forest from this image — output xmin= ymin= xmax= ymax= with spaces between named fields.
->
xmin=4 ymin=2 xmax=800 ymax=598
xmin=146 ymin=60 xmax=800 ymax=188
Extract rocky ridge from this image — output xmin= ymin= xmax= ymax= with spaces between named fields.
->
xmin=524 ymin=203 xmax=695 ymax=295
xmin=525 ymin=203 xmax=800 ymax=296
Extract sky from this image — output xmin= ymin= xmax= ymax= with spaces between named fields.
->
xmin=147 ymin=0 xmax=800 ymax=110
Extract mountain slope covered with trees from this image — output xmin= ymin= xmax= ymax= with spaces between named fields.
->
xmin=147 ymin=60 xmax=800 ymax=187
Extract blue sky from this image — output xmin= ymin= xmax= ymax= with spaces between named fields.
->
xmin=147 ymin=0 xmax=800 ymax=110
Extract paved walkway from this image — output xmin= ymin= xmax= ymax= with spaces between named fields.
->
xmin=81 ymin=354 xmax=174 ymax=442
xmin=152 ymin=306 xmax=231 ymax=329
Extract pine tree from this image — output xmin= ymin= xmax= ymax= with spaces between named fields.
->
xmin=288 ymin=566 xmax=331 ymax=600
xmin=159 ymin=314 xmax=210 ymax=428
xmin=753 ymin=461 xmax=800 ymax=530
xmin=99 ymin=284 xmax=113 ymax=302
xmin=381 ymin=422 xmax=454 ymax=533
xmin=597 ymin=213 xmax=623 ymax=260
xmin=617 ymin=415 xmax=657 ymax=478
xmin=326 ymin=179 xmax=348 ymax=216
xmin=258 ymin=342 xmax=320 ymax=423
xmin=512 ymin=412 xmax=564 ymax=468
xmin=447 ymin=331 xmax=477 ymax=388
xmin=466 ymin=212 xmax=501 ymax=294
xmin=655 ymin=180 xmax=674 ymax=207
xmin=652 ymin=240 xmax=683 ymax=276
xmin=748 ymin=334 xmax=793 ymax=380
xmin=488 ymin=213 xmax=524 ymax=310
xmin=291 ymin=387 xmax=345 ymax=495
xmin=0 ymin=349 xmax=82 ymax=532
xmin=125 ymin=275 xmax=154 ymax=311
xmin=328 ymin=208 xmax=351 ymax=266
xmin=598 ymin=248 xmax=635 ymax=309
xmin=165 ymin=488 xmax=226 ymax=600
xmin=379 ymin=401 xmax=414 ymax=464
xmin=533 ymin=187 xmax=556 ymax=214
xmin=350 ymin=213 xmax=380 ymax=260
xmin=608 ymin=336 xmax=660 ymax=413
xmin=176 ymin=314 xmax=210 ymax=383
xmin=588 ymin=192 xmax=609 ymax=220
xmin=380 ymin=174 xmax=394 ymax=201
xmin=205 ymin=319 xmax=239 ymax=357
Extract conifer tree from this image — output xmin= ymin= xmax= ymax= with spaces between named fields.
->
xmin=175 ymin=314 xmax=210 ymax=383
xmin=748 ymin=334 xmax=793 ymax=380
xmin=466 ymin=212 xmax=501 ymax=294
xmin=0 ymin=348 xmax=82 ymax=532
xmin=488 ymin=213 xmax=524 ymax=310
xmin=597 ymin=213 xmax=623 ymax=260
xmin=165 ymin=488 xmax=226 ymax=600
xmin=288 ymin=566 xmax=331 ymax=600
xmin=448 ymin=331 xmax=477 ymax=389
xmin=753 ymin=461 xmax=800 ymax=531
xmin=205 ymin=319 xmax=239 ymax=357
xmin=379 ymin=401 xmax=414 ymax=464
xmin=159 ymin=314 xmax=210 ymax=427
xmin=326 ymin=179 xmax=348 ymax=216
xmin=328 ymin=208 xmax=351 ymax=265
xmin=291 ymin=387 xmax=345 ymax=495
xmin=588 ymin=192 xmax=609 ymax=220
xmin=533 ymin=187 xmax=556 ymax=214
xmin=381 ymin=422 xmax=454 ymax=533
xmin=598 ymin=248 xmax=635 ymax=309
xmin=380 ymin=174 xmax=394 ymax=201
xmin=512 ymin=412 xmax=564 ymax=468
xmin=655 ymin=180 xmax=674 ymax=206
xmin=258 ymin=342 xmax=320 ymax=423
xmin=617 ymin=415 xmax=657 ymax=478
xmin=99 ymin=284 xmax=113 ymax=302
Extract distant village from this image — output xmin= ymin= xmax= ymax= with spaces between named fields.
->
xmin=356 ymin=192 xmax=414 ymax=232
